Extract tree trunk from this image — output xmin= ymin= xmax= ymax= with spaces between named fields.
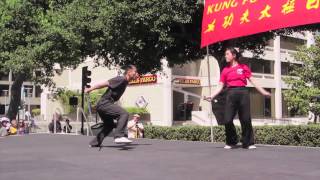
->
xmin=6 ymin=73 xmax=25 ymax=120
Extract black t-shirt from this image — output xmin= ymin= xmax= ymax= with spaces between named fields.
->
xmin=98 ymin=76 xmax=128 ymax=105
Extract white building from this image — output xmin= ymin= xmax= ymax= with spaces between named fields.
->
xmin=0 ymin=71 xmax=41 ymax=117
xmin=41 ymin=33 xmax=316 ymax=126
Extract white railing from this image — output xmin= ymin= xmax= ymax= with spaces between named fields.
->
xmin=48 ymin=95 xmax=94 ymax=136
xmin=75 ymin=94 xmax=94 ymax=136
xmin=252 ymin=73 xmax=275 ymax=79
xmin=76 ymin=107 xmax=93 ymax=136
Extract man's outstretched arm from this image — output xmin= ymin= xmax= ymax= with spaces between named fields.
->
xmin=84 ymin=80 xmax=109 ymax=93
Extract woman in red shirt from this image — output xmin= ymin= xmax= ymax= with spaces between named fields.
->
xmin=205 ymin=48 xmax=271 ymax=149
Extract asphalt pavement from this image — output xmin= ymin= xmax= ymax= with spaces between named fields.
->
xmin=1 ymin=134 xmax=319 ymax=180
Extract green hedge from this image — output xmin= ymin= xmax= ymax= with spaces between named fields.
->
xmin=32 ymin=108 xmax=41 ymax=116
xmin=144 ymin=125 xmax=320 ymax=147
xmin=125 ymin=107 xmax=149 ymax=114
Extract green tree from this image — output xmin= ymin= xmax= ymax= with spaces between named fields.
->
xmin=284 ymin=36 xmax=320 ymax=122
xmin=54 ymin=0 xmax=205 ymax=73
xmin=57 ymin=0 xmax=320 ymax=71
xmin=0 ymin=0 xmax=81 ymax=119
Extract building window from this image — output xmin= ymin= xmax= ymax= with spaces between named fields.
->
xmin=23 ymin=85 xmax=33 ymax=97
xmin=0 ymin=72 xmax=9 ymax=81
xmin=249 ymin=88 xmax=272 ymax=118
xmin=35 ymin=86 xmax=42 ymax=97
xmin=281 ymin=62 xmax=289 ymax=75
xmin=0 ymin=85 xmax=9 ymax=97
xmin=0 ymin=105 xmax=5 ymax=115
xmin=281 ymin=62 xmax=302 ymax=76
xmin=264 ymin=88 xmax=272 ymax=117
xmin=245 ymin=58 xmax=273 ymax=74
xmin=280 ymin=36 xmax=306 ymax=51
xmin=267 ymin=39 xmax=274 ymax=47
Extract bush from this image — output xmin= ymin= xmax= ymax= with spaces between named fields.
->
xmin=125 ymin=107 xmax=149 ymax=115
xmin=32 ymin=108 xmax=41 ymax=116
xmin=144 ymin=125 xmax=320 ymax=147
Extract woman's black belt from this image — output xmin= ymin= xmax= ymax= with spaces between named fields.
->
xmin=227 ymin=86 xmax=247 ymax=90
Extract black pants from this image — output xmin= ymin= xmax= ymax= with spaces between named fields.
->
xmin=89 ymin=101 xmax=129 ymax=146
xmin=224 ymin=88 xmax=254 ymax=147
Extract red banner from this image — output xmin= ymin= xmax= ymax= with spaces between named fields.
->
xmin=201 ymin=0 xmax=320 ymax=47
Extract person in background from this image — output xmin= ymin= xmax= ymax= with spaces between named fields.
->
xmin=63 ymin=119 xmax=72 ymax=133
xmin=48 ymin=113 xmax=62 ymax=133
xmin=0 ymin=118 xmax=9 ymax=137
xmin=9 ymin=119 xmax=18 ymax=135
xmin=127 ymin=114 xmax=144 ymax=138
xmin=29 ymin=116 xmax=38 ymax=133
xmin=24 ymin=121 xmax=30 ymax=134
xmin=1 ymin=117 xmax=10 ymax=127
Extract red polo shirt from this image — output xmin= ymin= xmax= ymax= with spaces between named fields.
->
xmin=219 ymin=64 xmax=252 ymax=87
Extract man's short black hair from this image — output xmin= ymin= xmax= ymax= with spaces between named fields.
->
xmin=124 ymin=65 xmax=136 ymax=74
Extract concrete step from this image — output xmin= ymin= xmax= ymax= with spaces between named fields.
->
xmin=173 ymin=120 xmax=198 ymax=126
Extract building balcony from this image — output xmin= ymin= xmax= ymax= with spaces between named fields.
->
xmin=250 ymin=73 xmax=291 ymax=89
xmin=264 ymin=46 xmax=302 ymax=64
xmin=0 ymin=97 xmax=41 ymax=105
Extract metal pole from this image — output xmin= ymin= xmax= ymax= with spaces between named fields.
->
xmin=206 ymin=46 xmax=214 ymax=143
xmin=3 ymin=90 xmax=8 ymax=114
xmin=25 ymin=88 xmax=32 ymax=122
xmin=184 ymin=94 xmax=188 ymax=120
xmin=86 ymin=94 xmax=94 ymax=136
xmin=54 ymin=113 xmax=56 ymax=134
xmin=81 ymin=87 xmax=84 ymax=135
xmin=202 ymin=0 xmax=214 ymax=143
xmin=28 ymin=92 xmax=31 ymax=121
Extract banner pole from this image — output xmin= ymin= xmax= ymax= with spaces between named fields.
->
xmin=203 ymin=0 xmax=214 ymax=143
xmin=206 ymin=46 xmax=214 ymax=143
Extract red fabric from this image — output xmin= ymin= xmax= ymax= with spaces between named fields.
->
xmin=201 ymin=0 xmax=320 ymax=47
xmin=220 ymin=64 xmax=252 ymax=87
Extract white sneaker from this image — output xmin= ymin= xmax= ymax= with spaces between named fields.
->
xmin=224 ymin=145 xmax=235 ymax=149
xmin=114 ymin=137 xmax=132 ymax=144
xmin=248 ymin=145 xmax=257 ymax=149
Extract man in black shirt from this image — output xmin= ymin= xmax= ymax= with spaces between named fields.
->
xmin=85 ymin=65 xmax=139 ymax=146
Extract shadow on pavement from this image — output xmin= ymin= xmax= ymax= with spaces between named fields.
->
xmin=97 ymin=143 xmax=152 ymax=151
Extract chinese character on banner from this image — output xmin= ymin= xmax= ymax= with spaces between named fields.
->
xmin=306 ymin=0 xmax=319 ymax=10
xmin=204 ymin=19 xmax=216 ymax=33
xmin=282 ymin=0 xmax=295 ymax=14
xmin=259 ymin=5 xmax=272 ymax=20
xmin=223 ymin=13 xmax=234 ymax=29
xmin=240 ymin=9 xmax=250 ymax=24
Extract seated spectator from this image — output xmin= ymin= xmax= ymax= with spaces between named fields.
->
xmin=63 ymin=119 xmax=72 ymax=133
xmin=9 ymin=119 xmax=18 ymax=135
xmin=127 ymin=114 xmax=144 ymax=138
xmin=24 ymin=121 xmax=30 ymax=134
xmin=1 ymin=117 xmax=11 ymax=131
xmin=48 ymin=113 xmax=62 ymax=133
xmin=0 ymin=117 xmax=9 ymax=137
xmin=28 ymin=117 xmax=38 ymax=133
xmin=18 ymin=121 xmax=25 ymax=135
